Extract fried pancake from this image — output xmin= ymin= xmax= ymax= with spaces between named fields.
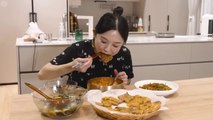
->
xmin=101 ymin=97 xmax=121 ymax=107
xmin=95 ymin=93 xmax=161 ymax=115
xmin=127 ymin=95 xmax=151 ymax=107
xmin=114 ymin=106 xmax=130 ymax=113
xmin=98 ymin=53 xmax=113 ymax=63
xmin=118 ymin=92 xmax=133 ymax=103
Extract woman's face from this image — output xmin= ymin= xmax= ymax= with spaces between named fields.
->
xmin=94 ymin=30 xmax=124 ymax=56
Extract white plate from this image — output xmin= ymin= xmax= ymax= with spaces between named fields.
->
xmin=134 ymin=80 xmax=179 ymax=96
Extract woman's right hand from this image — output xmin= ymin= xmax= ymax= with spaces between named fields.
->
xmin=38 ymin=57 xmax=92 ymax=80
xmin=70 ymin=57 xmax=93 ymax=73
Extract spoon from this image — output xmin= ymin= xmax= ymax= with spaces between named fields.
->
xmin=25 ymin=82 xmax=52 ymax=99
xmin=25 ymin=82 xmax=69 ymax=106
xmin=113 ymin=69 xmax=119 ymax=85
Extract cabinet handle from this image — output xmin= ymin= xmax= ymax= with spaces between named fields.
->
xmin=167 ymin=15 xmax=170 ymax=31
xmin=148 ymin=15 xmax=151 ymax=32
xmin=94 ymin=0 xmax=107 ymax=3
xmin=32 ymin=43 xmax=37 ymax=71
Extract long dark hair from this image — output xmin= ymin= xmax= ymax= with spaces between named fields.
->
xmin=95 ymin=6 xmax=129 ymax=43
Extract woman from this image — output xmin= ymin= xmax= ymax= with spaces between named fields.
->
xmin=38 ymin=7 xmax=134 ymax=88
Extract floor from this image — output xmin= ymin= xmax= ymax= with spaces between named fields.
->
xmin=0 ymin=84 xmax=18 ymax=120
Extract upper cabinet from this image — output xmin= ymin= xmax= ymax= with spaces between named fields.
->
xmin=95 ymin=0 xmax=139 ymax=1
xmin=167 ymin=0 xmax=188 ymax=35
xmin=109 ymin=0 xmax=139 ymax=1
xmin=143 ymin=0 xmax=188 ymax=35
xmin=68 ymin=0 xmax=137 ymax=34
xmin=67 ymin=0 xmax=188 ymax=35
xmin=144 ymin=0 xmax=168 ymax=33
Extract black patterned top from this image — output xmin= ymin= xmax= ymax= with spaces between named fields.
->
xmin=50 ymin=39 xmax=134 ymax=88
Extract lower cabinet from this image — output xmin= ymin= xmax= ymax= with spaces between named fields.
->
xmin=127 ymin=42 xmax=213 ymax=84
xmin=17 ymin=40 xmax=213 ymax=94
xmin=20 ymin=73 xmax=59 ymax=94
xmin=131 ymin=64 xmax=190 ymax=84
xmin=190 ymin=62 xmax=213 ymax=79
xmin=17 ymin=44 xmax=69 ymax=94
xmin=126 ymin=43 xmax=191 ymax=65
xmin=18 ymin=45 xmax=67 ymax=72
xmin=131 ymin=62 xmax=213 ymax=84
xmin=19 ymin=73 xmax=47 ymax=94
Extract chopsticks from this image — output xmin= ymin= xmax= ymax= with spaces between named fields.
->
xmin=72 ymin=53 xmax=98 ymax=69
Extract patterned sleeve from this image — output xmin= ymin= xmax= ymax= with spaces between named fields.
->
xmin=50 ymin=43 xmax=79 ymax=65
xmin=120 ymin=46 xmax=134 ymax=79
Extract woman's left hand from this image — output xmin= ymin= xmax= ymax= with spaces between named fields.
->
xmin=114 ymin=69 xmax=130 ymax=85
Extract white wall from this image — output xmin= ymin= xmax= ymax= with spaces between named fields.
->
xmin=34 ymin=0 xmax=66 ymax=37
xmin=0 ymin=0 xmax=30 ymax=84
xmin=0 ymin=0 xmax=66 ymax=84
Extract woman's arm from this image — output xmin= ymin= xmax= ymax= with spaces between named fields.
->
xmin=38 ymin=57 xmax=93 ymax=80
xmin=38 ymin=62 xmax=74 ymax=80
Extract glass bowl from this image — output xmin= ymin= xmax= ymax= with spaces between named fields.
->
xmin=32 ymin=80 xmax=87 ymax=119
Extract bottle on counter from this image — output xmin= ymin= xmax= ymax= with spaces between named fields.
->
xmin=58 ymin=22 xmax=66 ymax=41
xmin=137 ymin=17 xmax=143 ymax=32
xmin=75 ymin=28 xmax=83 ymax=41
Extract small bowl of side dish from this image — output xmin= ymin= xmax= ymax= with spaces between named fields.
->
xmin=134 ymin=80 xmax=179 ymax=96
xmin=87 ymin=77 xmax=124 ymax=92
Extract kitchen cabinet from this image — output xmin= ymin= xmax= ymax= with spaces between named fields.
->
xmin=125 ymin=37 xmax=213 ymax=84
xmin=18 ymin=45 xmax=67 ymax=72
xmin=17 ymin=36 xmax=213 ymax=93
xmin=143 ymin=0 xmax=188 ymax=35
xmin=126 ymin=43 xmax=191 ymax=83
xmin=144 ymin=0 xmax=168 ymax=33
xmin=17 ymin=41 xmax=70 ymax=94
xmin=105 ymin=0 xmax=139 ymax=1
xmin=19 ymin=73 xmax=47 ymax=94
xmin=126 ymin=43 xmax=191 ymax=65
xmin=132 ymin=64 xmax=190 ymax=83
xmin=190 ymin=42 xmax=213 ymax=62
xmin=189 ymin=42 xmax=213 ymax=79
xmin=167 ymin=0 xmax=188 ymax=35
xmin=190 ymin=63 xmax=213 ymax=79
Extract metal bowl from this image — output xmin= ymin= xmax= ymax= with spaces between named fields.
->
xmin=32 ymin=80 xmax=87 ymax=119
xmin=87 ymin=77 xmax=124 ymax=92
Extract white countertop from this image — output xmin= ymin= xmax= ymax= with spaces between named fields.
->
xmin=127 ymin=35 xmax=213 ymax=44
xmin=16 ymin=38 xmax=75 ymax=46
xmin=16 ymin=35 xmax=213 ymax=46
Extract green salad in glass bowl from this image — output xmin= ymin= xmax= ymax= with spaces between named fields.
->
xmin=31 ymin=80 xmax=87 ymax=119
